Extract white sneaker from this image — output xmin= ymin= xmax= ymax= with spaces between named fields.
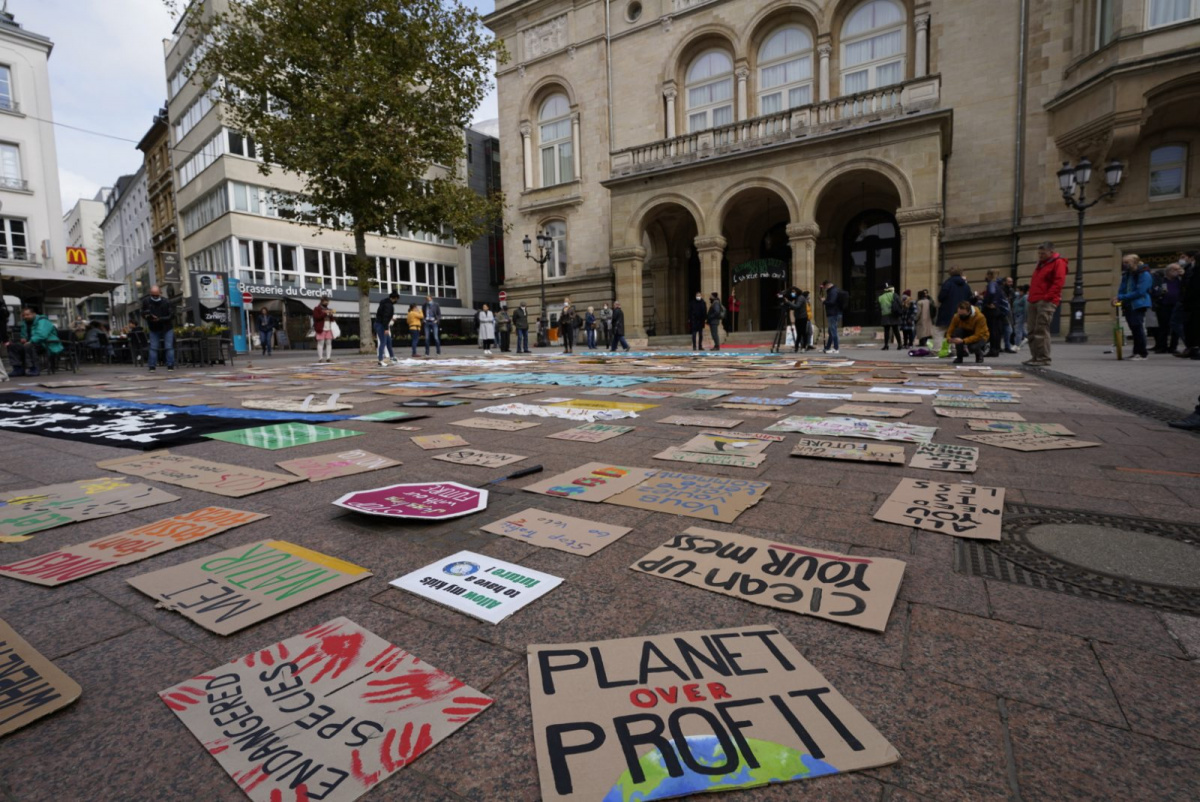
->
xmin=830 ymin=349 xmax=840 ymax=355
xmin=379 ymin=360 xmax=388 ymax=367
xmin=1130 ymin=355 xmax=1147 ymax=361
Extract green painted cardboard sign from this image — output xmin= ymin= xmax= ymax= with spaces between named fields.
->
xmin=203 ymin=422 xmax=364 ymax=450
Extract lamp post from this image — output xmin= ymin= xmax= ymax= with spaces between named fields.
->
xmin=1056 ymin=156 xmax=1124 ymax=343
xmin=522 ymin=231 xmax=551 ymax=319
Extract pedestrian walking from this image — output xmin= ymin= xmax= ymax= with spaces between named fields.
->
xmin=707 ymin=292 xmax=724 ymax=350
xmin=900 ymin=290 xmax=917 ymax=347
xmin=584 ymin=306 xmax=597 ymax=349
xmin=1024 ymin=243 xmax=1067 ymax=366
xmin=610 ymin=300 xmax=631 ymax=351
xmin=256 ymin=307 xmax=277 ymax=356
xmin=559 ymin=298 xmax=576 ymax=353
xmin=514 ymin=302 xmax=531 ymax=353
xmin=375 ymin=290 xmax=398 ymax=366
xmin=936 ymin=265 xmax=973 ymax=356
xmin=948 ymin=300 xmax=990 ymax=364
xmin=478 ymin=303 xmax=496 ymax=356
xmin=820 ymin=280 xmax=848 ymax=353
xmin=313 ymin=295 xmax=335 ymax=363
xmin=496 ymin=305 xmax=512 ymax=353
xmin=1116 ymin=254 xmax=1152 ymax=360
xmin=422 ymin=295 xmax=442 ymax=356
xmin=878 ymin=283 xmax=903 ymax=350
xmin=982 ymin=269 xmax=1010 ymax=357
xmin=599 ymin=303 xmax=612 ymax=348
xmin=689 ymin=292 xmax=706 ymax=350
xmin=141 ymin=285 xmax=175 ymax=371
xmin=406 ymin=303 xmax=424 ymax=356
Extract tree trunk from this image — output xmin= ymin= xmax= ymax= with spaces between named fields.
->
xmin=354 ymin=227 xmax=373 ymax=355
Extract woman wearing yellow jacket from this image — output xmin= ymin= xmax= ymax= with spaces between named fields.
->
xmin=406 ymin=304 xmax=424 ymax=357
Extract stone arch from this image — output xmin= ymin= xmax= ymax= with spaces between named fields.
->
xmin=521 ymin=75 xmax=579 ymax=120
xmin=742 ymin=0 xmax=827 ymax=53
xmin=709 ymin=177 xmax=800 ymax=236
xmin=801 ymin=157 xmax=915 ymax=220
xmin=663 ymin=23 xmax=743 ymax=85
xmin=826 ymin=0 xmax=913 ymax=35
xmin=624 ymin=192 xmax=707 ymax=248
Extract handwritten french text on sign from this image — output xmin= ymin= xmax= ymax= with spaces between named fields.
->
xmin=0 ymin=477 xmax=178 ymax=538
xmin=0 ymin=617 xmax=82 ymax=737
xmin=97 ymin=451 xmax=302 ymax=498
xmin=605 ymin=471 xmax=769 ymax=524
xmin=481 ymin=508 xmax=633 ymax=555
xmin=545 ymin=423 xmax=634 ymax=442
xmin=334 ymin=482 xmax=488 ymax=521
xmin=390 ymin=551 xmax=562 ymax=624
xmin=909 ymin=443 xmax=979 ymax=473
xmin=653 ymin=448 xmax=765 ymax=469
xmin=790 ymin=438 xmax=906 ymax=465
xmin=0 ymin=507 xmax=267 ymax=587
xmin=160 ymin=617 xmax=493 ymax=802
xmin=528 ymin=626 xmax=900 ymax=802
xmin=276 ymin=450 xmax=400 ymax=482
xmin=632 ymin=528 xmax=906 ymax=632
xmin=958 ymin=433 xmax=1100 ymax=452
xmin=127 ymin=540 xmax=371 ymax=635
xmin=523 ymin=463 xmax=657 ymax=503
xmin=964 ymin=421 xmax=1075 ymax=436
xmin=874 ymin=478 xmax=1005 ymax=540
xmin=432 ymin=449 xmax=527 ymax=469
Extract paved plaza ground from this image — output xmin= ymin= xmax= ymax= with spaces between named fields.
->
xmin=0 ymin=343 xmax=1198 ymax=802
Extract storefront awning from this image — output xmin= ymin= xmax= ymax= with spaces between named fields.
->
xmin=0 ymin=266 xmax=121 ymax=299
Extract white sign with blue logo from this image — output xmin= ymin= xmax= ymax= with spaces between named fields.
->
xmin=389 ymin=550 xmax=563 ymax=624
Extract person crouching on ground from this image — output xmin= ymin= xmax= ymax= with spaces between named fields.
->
xmin=948 ymin=300 xmax=990 ymax=364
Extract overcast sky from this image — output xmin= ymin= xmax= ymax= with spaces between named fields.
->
xmin=10 ymin=0 xmax=499 ymax=213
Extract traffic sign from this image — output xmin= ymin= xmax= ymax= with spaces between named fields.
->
xmin=242 ymin=291 xmax=253 ymax=305
xmin=498 ymin=290 xmax=507 ymax=303
xmin=333 ymin=481 xmax=488 ymax=520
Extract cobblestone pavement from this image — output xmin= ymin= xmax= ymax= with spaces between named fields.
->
xmin=0 ymin=347 xmax=1197 ymax=802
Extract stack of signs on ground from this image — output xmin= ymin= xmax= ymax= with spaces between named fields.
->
xmin=204 ymin=422 xmax=363 ymax=449
xmin=546 ymin=423 xmax=633 ymax=442
xmin=766 ymin=416 xmax=936 ymax=444
xmin=654 ymin=431 xmax=775 ymax=468
xmin=0 ymin=478 xmax=178 ymax=540
xmin=632 ymin=528 xmax=905 ymax=631
xmin=0 ymin=617 xmax=82 ymax=736
xmin=0 ymin=508 xmax=266 ymax=585
xmin=334 ymin=482 xmax=488 ymax=520
xmin=275 ymin=450 xmax=399 ymax=482
xmin=528 ymin=626 xmax=899 ymax=800
xmin=959 ymin=433 xmax=1100 ymax=451
xmin=98 ymin=452 xmax=302 ymax=497
xmin=523 ymin=463 xmax=657 ymax=502
xmin=159 ymin=616 xmax=493 ymax=801
xmin=482 ymin=508 xmax=632 ymax=555
xmin=606 ymin=471 xmax=769 ymax=523
xmin=791 ymin=438 xmax=905 ymax=465
xmin=128 ymin=540 xmax=371 ymax=634
xmin=874 ymin=478 xmax=1004 ymax=540
xmin=390 ymin=551 xmax=561 ymax=623
xmin=909 ymin=443 xmax=979 ymax=473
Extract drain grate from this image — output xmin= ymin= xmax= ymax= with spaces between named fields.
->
xmin=957 ymin=503 xmax=1200 ymax=614
xmin=1019 ymin=365 xmax=1191 ymax=423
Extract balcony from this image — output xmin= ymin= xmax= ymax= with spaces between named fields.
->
xmin=0 ymin=247 xmax=33 ymax=263
xmin=0 ymin=176 xmax=29 ymax=191
xmin=609 ymin=75 xmax=941 ymax=180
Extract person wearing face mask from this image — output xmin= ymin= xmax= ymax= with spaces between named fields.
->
xmin=947 ymin=300 xmax=990 ymax=364
xmin=689 ymin=292 xmax=707 ymax=350
xmin=513 ymin=301 xmax=530 ymax=353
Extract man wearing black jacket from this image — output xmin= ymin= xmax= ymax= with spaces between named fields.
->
xmin=375 ymin=291 xmax=398 ymax=366
xmin=688 ymin=293 xmax=707 ymax=350
xmin=141 ymin=285 xmax=174 ymax=371
xmin=609 ymin=300 xmax=631 ymax=352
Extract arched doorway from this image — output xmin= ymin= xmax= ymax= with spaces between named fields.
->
xmin=842 ymin=210 xmax=900 ymax=326
xmin=640 ymin=203 xmax=700 ymax=336
xmin=719 ymin=187 xmax=793 ymax=333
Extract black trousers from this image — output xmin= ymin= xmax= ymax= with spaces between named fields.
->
xmin=9 ymin=342 xmax=44 ymax=371
xmin=984 ymin=308 xmax=1005 ymax=354
xmin=561 ymin=326 xmax=575 ymax=352
xmin=956 ymin=340 xmax=987 ymax=361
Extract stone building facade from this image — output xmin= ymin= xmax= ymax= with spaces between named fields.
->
xmin=485 ymin=0 xmax=1200 ymax=338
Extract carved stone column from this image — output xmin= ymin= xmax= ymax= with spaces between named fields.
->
xmin=735 ymin=65 xmax=750 ymax=121
xmin=611 ymin=246 xmax=647 ymax=338
xmin=915 ymin=15 xmax=930 ymax=78
xmin=570 ymin=112 xmax=581 ymax=180
xmin=895 ymin=207 xmax=941 ymax=297
xmin=520 ymin=122 xmax=533 ymax=190
xmin=663 ymin=84 xmax=677 ymax=139
xmin=786 ymin=222 xmax=820 ymax=293
xmin=818 ymin=43 xmax=832 ymax=102
xmin=693 ymin=235 xmax=727 ymax=298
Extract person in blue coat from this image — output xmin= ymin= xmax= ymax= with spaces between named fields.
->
xmin=1116 ymin=254 xmax=1153 ymax=360
xmin=936 ymin=266 xmax=973 ymax=353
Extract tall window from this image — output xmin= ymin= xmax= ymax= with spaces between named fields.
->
xmin=1149 ymin=144 xmax=1187 ymax=200
xmin=1148 ymin=0 xmax=1198 ymax=28
xmin=1096 ymin=0 xmax=1116 ymax=47
xmin=841 ymin=0 xmax=906 ymax=94
xmin=758 ymin=27 xmax=813 ymax=115
xmin=686 ymin=50 xmax=734 ymax=132
xmin=0 ymin=143 xmax=21 ymax=189
xmin=0 ymin=66 xmax=12 ymax=111
xmin=538 ymin=94 xmax=573 ymax=187
xmin=0 ymin=217 xmax=29 ymax=261
xmin=544 ymin=221 xmax=567 ymax=278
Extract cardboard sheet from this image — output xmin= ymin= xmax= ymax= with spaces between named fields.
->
xmin=549 ymin=399 xmax=659 ymax=412
xmin=160 ymin=617 xmax=493 ymax=801
xmin=528 ymin=626 xmax=900 ymax=801
xmin=431 ymin=449 xmax=527 ymax=468
xmin=790 ymin=438 xmax=906 ymax=465
xmin=0 ymin=477 xmax=179 ymax=538
xmin=958 ymin=433 xmax=1100 ymax=451
xmin=390 ymin=550 xmax=561 ymax=624
xmin=98 ymin=451 xmax=303 ymax=497
xmin=450 ymin=417 xmax=541 ymax=431
xmin=481 ymin=508 xmax=633 ymax=555
xmin=766 ymin=416 xmax=937 ymax=444
xmin=333 ymin=482 xmax=488 ymax=520
xmin=605 ymin=471 xmax=769 ymax=523
xmin=828 ymin=404 xmax=911 ymax=418
xmin=658 ymin=415 xmax=744 ymax=429
xmin=276 ymin=450 xmax=400 ymax=482
xmin=411 ymin=434 xmax=470 ymax=450
xmin=964 ymin=421 xmax=1075 ymax=436
xmin=203 ymin=422 xmax=364 ymax=450
xmin=632 ymin=528 xmax=906 ymax=631
xmin=0 ymin=507 xmax=267 ymax=586
xmin=874 ymin=477 xmax=1005 ymax=540
xmin=545 ymin=423 xmax=634 ymax=442
xmin=933 ymin=408 xmax=1025 ymax=421
xmin=652 ymin=447 xmax=766 ymax=468
xmin=0 ymin=617 xmax=82 ymax=736
xmin=849 ymin=393 xmax=923 ymax=404
xmin=676 ymin=432 xmax=772 ymax=456
xmin=909 ymin=443 xmax=979 ymax=473
xmin=127 ymin=539 xmax=371 ymax=635
xmin=522 ymin=462 xmax=657 ymax=503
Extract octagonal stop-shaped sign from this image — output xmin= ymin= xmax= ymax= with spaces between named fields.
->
xmin=333 ymin=481 xmax=488 ymax=520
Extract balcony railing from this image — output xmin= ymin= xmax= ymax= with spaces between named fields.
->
xmin=0 ymin=247 xmax=32 ymax=262
xmin=611 ymin=75 xmax=940 ymax=179
xmin=672 ymin=0 xmax=716 ymax=10
xmin=0 ymin=176 xmax=29 ymax=191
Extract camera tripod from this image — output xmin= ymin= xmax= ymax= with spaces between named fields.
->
xmin=770 ymin=303 xmax=793 ymax=354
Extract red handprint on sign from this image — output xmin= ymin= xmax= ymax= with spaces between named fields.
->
xmin=293 ymin=631 xmax=365 ymax=684
xmin=161 ymin=685 xmax=206 ymax=712
xmin=440 ymin=695 xmax=494 ymax=724
xmin=380 ymin=722 xmax=433 ymax=771
xmin=360 ymin=667 xmax=464 ymax=711
xmin=240 ymin=642 xmax=290 ymax=668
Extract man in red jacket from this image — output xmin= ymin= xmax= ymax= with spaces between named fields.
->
xmin=1025 ymin=241 xmax=1068 ymax=366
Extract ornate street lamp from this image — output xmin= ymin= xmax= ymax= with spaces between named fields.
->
xmin=1057 ymin=157 xmax=1124 ymax=343
xmin=523 ymin=231 xmax=552 ymax=334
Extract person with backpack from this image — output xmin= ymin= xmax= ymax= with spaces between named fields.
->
xmin=406 ymin=303 xmax=424 ymax=357
xmin=878 ymin=283 xmax=903 ymax=350
xmin=513 ymin=302 xmax=530 ymax=353
xmin=1115 ymin=254 xmax=1153 ymax=360
xmin=820 ymin=280 xmax=848 ymax=354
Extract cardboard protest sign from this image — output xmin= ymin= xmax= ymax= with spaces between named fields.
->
xmin=653 ymin=448 xmax=766 ymax=469
xmin=722 ymin=396 xmax=797 ymax=406
xmin=789 ymin=391 xmax=852 ymax=400
xmin=677 ymin=389 xmax=733 ymax=400
xmin=632 ymin=528 xmax=905 ymax=631
xmin=964 ymin=421 xmax=1075 ymax=436
xmin=98 ymin=451 xmax=303 ymax=498
xmin=938 ymin=393 xmax=1018 ymax=404
xmin=432 ymin=449 xmax=527 ymax=468
xmin=658 ymin=415 xmax=744 ymax=429
xmin=0 ymin=477 xmax=178 ymax=538
xmin=375 ymin=387 xmax=453 ymax=397
xmin=523 ymin=462 xmax=657 ymax=503
xmin=874 ymin=478 xmax=1004 ymax=540
xmin=677 ymin=432 xmax=772 ymax=456
xmin=481 ymin=508 xmax=633 ymax=555
xmin=241 ymin=396 xmax=353 ymax=413
xmin=450 ymin=417 xmax=540 ymax=431
xmin=930 ymin=399 xmax=990 ymax=409
xmin=766 ymin=416 xmax=937 ymax=444
xmin=399 ymin=399 xmax=471 ymax=408
xmin=334 ymin=482 xmax=488 ymax=520
xmin=868 ymin=387 xmax=937 ymax=395
xmin=204 ymin=423 xmax=364 ymax=450
xmin=790 ymin=438 xmax=906 ymax=465
xmin=828 ymin=404 xmax=911 ymax=419
xmin=0 ymin=617 xmax=82 ymax=736
xmin=933 ymin=407 xmax=1024 ymax=421
xmin=958 ymin=433 xmax=1101 ymax=452
xmin=411 ymin=434 xmax=470 ymax=450
xmin=546 ymin=423 xmax=634 ymax=442
xmin=909 ymin=443 xmax=979 ymax=473
xmin=699 ymin=430 xmax=785 ymax=442
xmin=160 ymin=617 xmax=493 ymax=801
xmin=276 ymin=450 xmax=400 ymax=482
xmin=0 ymin=507 xmax=267 ymax=586
xmin=478 ymin=403 xmax=636 ymax=422
xmin=620 ymin=388 xmax=675 ymax=399
xmin=351 ymin=410 xmax=420 ymax=422
xmin=390 ymin=550 xmax=562 ymax=624
xmin=528 ymin=626 xmax=900 ymax=801
xmin=849 ymin=393 xmax=922 ymax=404
xmin=453 ymin=388 xmax=544 ymax=400
xmin=127 ymin=540 xmax=371 ymax=635
xmin=717 ymin=403 xmax=785 ymax=412
xmin=549 ymin=399 xmax=659 ymax=412
xmin=605 ymin=471 xmax=769 ymax=523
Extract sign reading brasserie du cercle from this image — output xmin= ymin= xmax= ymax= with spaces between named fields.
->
xmin=237 ymin=282 xmax=464 ymax=306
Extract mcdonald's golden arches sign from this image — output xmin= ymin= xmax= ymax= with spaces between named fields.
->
xmin=66 ymin=247 xmax=88 ymax=266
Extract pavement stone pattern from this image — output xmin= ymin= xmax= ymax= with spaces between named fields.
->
xmin=0 ymin=345 xmax=1198 ymax=802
